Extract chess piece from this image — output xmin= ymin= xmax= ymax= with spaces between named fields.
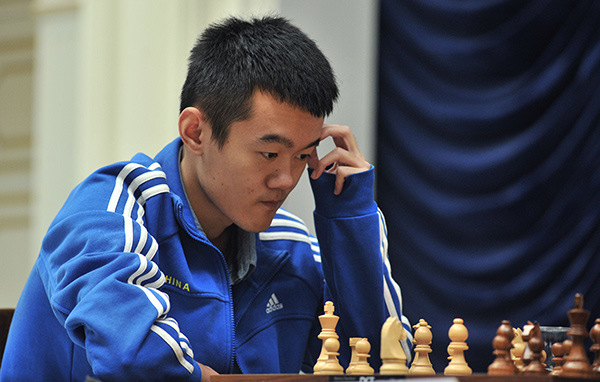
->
xmin=444 ymin=318 xmax=472 ymax=375
xmin=351 ymin=338 xmax=374 ymax=375
xmin=317 ymin=338 xmax=344 ymax=375
xmin=541 ymin=346 xmax=547 ymax=368
xmin=562 ymin=338 xmax=573 ymax=358
xmin=521 ymin=323 xmax=534 ymax=369
xmin=511 ymin=328 xmax=526 ymax=371
xmin=590 ymin=318 xmax=600 ymax=375
xmin=313 ymin=301 xmax=339 ymax=373
xmin=346 ymin=337 xmax=360 ymax=374
xmin=409 ymin=318 xmax=435 ymax=375
xmin=380 ymin=316 xmax=408 ymax=375
xmin=521 ymin=322 xmax=547 ymax=375
xmin=561 ymin=293 xmax=592 ymax=377
xmin=550 ymin=341 xmax=565 ymax=376
xmin=488 ymin=320 xmax=517 ymax=375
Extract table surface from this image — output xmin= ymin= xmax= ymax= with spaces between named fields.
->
xmin=210 ymin=373 xmax=600 ymax=382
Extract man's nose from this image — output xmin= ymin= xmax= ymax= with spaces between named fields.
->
xmin=267 ymin=163 xmax=297 ymax=190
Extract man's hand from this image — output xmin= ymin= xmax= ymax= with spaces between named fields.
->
xmin=200 ymin=363 xmax=218 ymax=382
xmin=308 ymin=124 xmax=371 ymax=195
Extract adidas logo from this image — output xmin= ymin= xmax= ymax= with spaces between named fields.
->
xmin=265 ymin=293 xmax=283 ymax=314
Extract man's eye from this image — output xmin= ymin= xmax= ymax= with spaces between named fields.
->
xmin=298 ymin=153 xmax=311 ymax=161
xmin=262 ymin=152 xmax=278 ymax=159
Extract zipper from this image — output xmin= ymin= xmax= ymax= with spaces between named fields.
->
xmin=235 ymin=251 xmax=290 ymax=326
xmin=227 ymin=275 xmax=236 ymax=374
xmin=175 ymin=202 xmax=237 ymax=374
xmin=231 ymin=252 xmax=290 ymax=375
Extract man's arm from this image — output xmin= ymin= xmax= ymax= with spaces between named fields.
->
xmin=36 ymin=163 xmax=210 ymax=381
xmin=308 ymin=124 xmax=412 ymax=368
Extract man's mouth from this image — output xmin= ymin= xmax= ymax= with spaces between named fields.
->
xmin=261 ymin=200 xmax=283 ymax=210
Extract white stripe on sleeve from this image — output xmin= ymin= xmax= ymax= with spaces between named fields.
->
xmin=150 ymin=324 xmax=195 ymax=374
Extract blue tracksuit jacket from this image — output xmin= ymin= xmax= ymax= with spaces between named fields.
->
xmin=1 ymin=138 xmax=411 ymax=381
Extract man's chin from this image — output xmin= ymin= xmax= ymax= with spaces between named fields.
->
xmin=239 ymin=214 xmax=278 ymax=233
xmin=244 ymin=224 xmax=273 ymax=233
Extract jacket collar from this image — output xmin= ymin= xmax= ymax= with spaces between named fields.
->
xmin=154 ymin=138 xmax=207 ymax=242
xmin=154 ymin=138 xmax=259 ymax=283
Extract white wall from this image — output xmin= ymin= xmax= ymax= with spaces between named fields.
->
xmin=0 ymin=0 xmax=378 ymax=307
xmin=0 ymin=0 xmax=35 ymax=309
xmin=278 ymin=0 xmax=379 ymax=231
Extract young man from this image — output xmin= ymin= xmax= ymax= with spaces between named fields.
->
xmin=1 ymin=16 xmax=411 ymax=381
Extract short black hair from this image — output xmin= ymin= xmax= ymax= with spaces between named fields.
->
xmin=180 ymin=15 xmax=339 ymax=147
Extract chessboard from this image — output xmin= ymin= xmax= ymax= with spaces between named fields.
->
xmin=210 ymin=374 xmax=596 ymax=381
xmin=212 ymin=293 xmax=600 ymax=381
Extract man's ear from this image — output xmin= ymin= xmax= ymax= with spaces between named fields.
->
xmin=179 ymin=107 xmax=208 ymax=155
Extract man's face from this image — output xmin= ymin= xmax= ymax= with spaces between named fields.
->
xmin=195 ymin=91 xmax=324 ymax=233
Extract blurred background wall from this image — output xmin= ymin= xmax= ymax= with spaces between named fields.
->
xmin=376 ymin=0 xmax=600 ymax=372
xmin=0 ymin=0 xmax=34 ymax=310
xmin=0 ymin=0 xmax=378 ymax=307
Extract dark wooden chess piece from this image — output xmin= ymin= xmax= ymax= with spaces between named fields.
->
xmin=550 ymin=341 xmax=565 ymax=376
xmin=521 ymin=322 xmax=548 ymax=375
xmin=561 ymin=293 xmax=591 ymax=377
xmin=563 ymin=338 xmax=573 ymax=358
xmin=521 ymin=327 xmax=533 ymax=368
xmin=591 ymin=318 xmax=600 ymax=376
xmin=488 ymin=320 xmax=517 ymax=375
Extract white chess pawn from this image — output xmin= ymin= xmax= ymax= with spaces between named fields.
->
xmin=351 ymin=338 xmax=374 ymax=375
xmin=317 ymin=338 xmax=344 ymax=375
xmin=444 ymin=318 xmax=472 ymax=375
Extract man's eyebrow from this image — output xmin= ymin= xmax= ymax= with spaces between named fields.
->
xmin=303 ymin=137 xmax=321 ymax=150
xmin=258 ymin=134 xmax=321 ymax=150
xmin=258 ymin=134 xmax=294 ymax=148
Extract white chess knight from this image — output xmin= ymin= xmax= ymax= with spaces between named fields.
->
xmin=379 ymin=316 xmax=409 ymax=375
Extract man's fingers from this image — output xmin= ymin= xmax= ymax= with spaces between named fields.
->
xmin=199 ymin=363 xmax=219 ymax=382
xmin=310 ymin=146 xmax=369 ymax=180
xmin=310 ymin=124 xmax=370 ymax=194
xmin=333 ymin=165 xmax=364 ymax=195
xmin=321 ymin=124 xmax=360 ymax=153
xmin=307 ymin=147 xmax=320 ymax=171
